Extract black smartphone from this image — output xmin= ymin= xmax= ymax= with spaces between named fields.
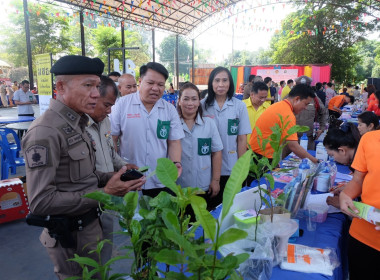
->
xmin=120 ymin=169 xmax=144 ymax=182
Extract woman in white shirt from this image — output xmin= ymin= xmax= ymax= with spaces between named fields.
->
xmin=177 ymin=82 xmax=223 ymax=210
xmin=201 ymin=67 xmax=251 ymax=209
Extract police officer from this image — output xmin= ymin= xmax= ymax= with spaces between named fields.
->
xmin=22 ymin=55 xmax=145 ymax=279
xmin=294 ymin=75 xmax=328 ymax=150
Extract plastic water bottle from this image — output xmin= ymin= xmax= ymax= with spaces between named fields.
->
xmin=316 ymin=163 xmax=331 ymax=192
xmin=328 ymin=160 xmax=338 ymax=186
xmin=299 ymin=159 xmax=310 ymax=181
xmin=316 ymin=142 xmax=328 ymax=161
xmin=300 ymin=133 xmax=308 ymax=151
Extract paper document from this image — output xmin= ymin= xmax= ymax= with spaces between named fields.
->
xmin=335 ymin=172 xmax=352 ymax=183
xmin=304 ymin=193 xmax=341 ymax=213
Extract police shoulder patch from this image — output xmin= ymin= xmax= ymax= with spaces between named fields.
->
xmin=25 ymin=145 xmax=48 ymax=168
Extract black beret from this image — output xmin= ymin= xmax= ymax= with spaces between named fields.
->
xmin=50 ymin=55 xmax=104 ymax=77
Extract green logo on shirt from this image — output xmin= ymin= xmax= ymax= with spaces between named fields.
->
xmin=198 ymin=138 xmax=211 ymax=156
xmin=228 ymin=119 xmax=239 ymax=135
xmin=157 ymin=119 xmax=171 ymax=139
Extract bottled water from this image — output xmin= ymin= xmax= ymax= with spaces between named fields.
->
xmin=300 ymin=133 xmax=308 ymax=151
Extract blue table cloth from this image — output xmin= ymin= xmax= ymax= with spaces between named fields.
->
xmin=159 ymin=153 xmax=351 ymax=280
xmin=0 ymin=116 xmax=35 ymax=124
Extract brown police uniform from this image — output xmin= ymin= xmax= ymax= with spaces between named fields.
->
xmin=22 ymin=98 xmax=112 ymax=279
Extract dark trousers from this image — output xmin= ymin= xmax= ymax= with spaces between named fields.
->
xmin=348 ymin=235 xmax=380 ymax=280
xmin=206 ymin=175 xmax=228 ymax=211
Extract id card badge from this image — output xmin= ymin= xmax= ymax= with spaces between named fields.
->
xmin=227 ymin=119 xmax=239 ymax=135
xmin=157 ymin=119 xmax=171 ymax=139
xmin=198 ymin=138 xmax=211 ymax=156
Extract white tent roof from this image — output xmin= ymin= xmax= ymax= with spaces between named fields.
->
xmin=0 ymin=60 xmax=11 ymax=68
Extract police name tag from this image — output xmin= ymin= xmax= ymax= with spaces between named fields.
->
xmin=227 ymin=119 xmax=239 ymax=135
xmin=198 ymin=138 xmax=211 ymax=156
xmin=157 ymin=119 xmax=171 ymax=139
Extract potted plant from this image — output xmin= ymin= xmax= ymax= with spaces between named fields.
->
xmin=67 ymin=152 xmax=253 ymax=280
xmin=248 ymin=115 xmax=309 ymax=223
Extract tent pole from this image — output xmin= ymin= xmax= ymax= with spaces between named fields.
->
xmin=23 ymin=0 xmax=34 ymax=88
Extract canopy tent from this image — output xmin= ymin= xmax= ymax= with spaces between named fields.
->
xmin=0 ymin=60 xmax=11 ymax=68
xmin=54 ymin=0 xmax=240 ymax=36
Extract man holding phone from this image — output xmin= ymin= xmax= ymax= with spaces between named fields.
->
xmin=86 ymin=75 xmax=141 ymax=266
xmin=22 ymin=55 xmax=145 ymax=279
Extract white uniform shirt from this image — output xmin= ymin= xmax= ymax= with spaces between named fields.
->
xmin=86 ymin=116 xmax=126 ymax=173
xmin=177 ymin=114 xmax=223 ymax=191
xmin=13 ymin=89 xmax=35 ymax=115
xmin=110 ymin=91 xmax=185 ymax=189
xmin=201 ymin=97 xmax=251 ymax=176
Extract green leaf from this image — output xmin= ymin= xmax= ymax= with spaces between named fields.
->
xmin=162 ymin=271 xmax=188 ymax=280
xmin=138 ymin=166 xmax=149 ymax=172
xmin=162 ymin=229 xmax=197 ymax=258
xmin=263 ymin=173 xmax=275 ymax=190
xmin=190 ymin=196 xmax=216 ymax=242
xmin=217 ymin=228 xmax=247 ymax=249
xmin=230 ymin=269 xmax=244 ymax=280
xmin=162 ymin=208 xmax=180 ymax=233
xmin=154 ymin=248 xmax=187 ymax=265
xmin=123 ymin=191 xmax=138 ymax=219
xmin=130 ymin=219 xmax=141 ymax=245
xmin=108 ymin=273 xmax=130 ymax=280
xmin=221 ymin=150 xmax=252 ymax=221
xmin=155 ymin=158 xmax=179 ymax=195
xmin=235 ymin=252 xmax=250 ymax=265
xmin=67 ymin=256 xmax=98 ymax=268
xmin=287 ymin=124 xmax=309 ymax=136
xmin=84 ymin=191 xmax=112 ymax=205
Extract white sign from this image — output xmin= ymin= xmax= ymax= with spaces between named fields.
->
xmin=113 ymin=59 xmax=136 ymax=77
xmin=257 ymin=69 xmax=299 ymax=82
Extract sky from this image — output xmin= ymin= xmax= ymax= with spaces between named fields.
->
xmin=154 ymin=1 xmax=294 ymax=64
xmin=0 ymin=0 xmax=293 ymax=65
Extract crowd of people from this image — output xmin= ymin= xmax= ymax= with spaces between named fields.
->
xmin=20 ymin=55 xmax=380 ymax=279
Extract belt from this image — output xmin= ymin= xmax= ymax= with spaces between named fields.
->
xmin=69 ymin=208 xmax=100 ymax=231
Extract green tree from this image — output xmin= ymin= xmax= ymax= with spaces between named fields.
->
xmin=269 ymin=0 xmax=380 ymax=83
xmin=355 ymin=40 xmax=380 ymax=82
xmin=222 ymin=49 xmax=271 ymax=66
xmin=157 ymin=35 xmax=191 ymax=75
xmin=0 ymin=1 xmax=71 ymax=67
xmin=90 ymin=26 xmax=151 ymax=74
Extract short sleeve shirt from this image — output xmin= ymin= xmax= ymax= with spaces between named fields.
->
xmin=201 ymin=97 xmax=251 ymax=176
xmin=110 ymin=91 xmax=185 ymax=189
xmin=350 ymin=130 xmax=380 ymax=250
xmin=13 ymin=89 xmax=35 ymax=115
xmin=177 ymin=114 xmax=223 ymax=191
xmin=249 ymin=99 xmax=297 ymax=158
xmin=328 ymin=95 xmax=345 ymax=112
xmin=243 ymin=97 xmax=270 ymax=143
xmin=86 ymin=116 xmax=126 ymax=173
xmin=281 ymin=85 xmax=291 ymax=100
xmin=367 ymin=101 xmax=380 ymax=116
xmin=21 ymin=99 xmax=100 ymax=216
